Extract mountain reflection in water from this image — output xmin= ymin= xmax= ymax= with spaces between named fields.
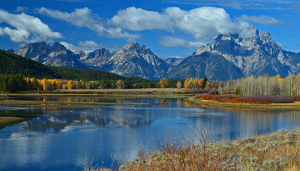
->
xmin=20 ymin=108 xmax=154 ymax=133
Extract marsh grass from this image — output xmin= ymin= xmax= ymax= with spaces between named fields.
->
xmin=0 ymin=100 xmax=158 ymax=111
xmin=195 ymin=94 xmax=295 ymax=104
xmin=187 ymin=96 xmax=300 ymax=111
xmin=88 ymin=127 xmax=300 ymax=171
xmin=0 ymin=117 xmax=24 ymax=125
xmin=12 ymin=88 xmax=193 ymax=96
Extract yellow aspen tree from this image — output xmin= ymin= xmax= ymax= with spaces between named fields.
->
xmin=206 ymin=81 xmax=211 ymax=89
xmin=67 ymin=81 xmax=73 ymax=89
xmin=184 ymin=78 xmax=190 ymax=89
xmin=62 ymin=84 xmax=68 ymax=89
xmin=115 ymin=80 xmax=125 ymax=89
xmin=53 ymin=79 xmax=59 ymax=90
xmin=197 ymin=79 xmax=203 ymax=89
xmin=41 ymin=78 xmax=46 ymax=90
xmin=188 ymin=78 xmax=199 ymax=91
xmin=159 ymin=78 xmax=169 ymax=88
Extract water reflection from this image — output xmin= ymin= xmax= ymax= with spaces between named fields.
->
xmin=1 ymin=98 xmax=300 ymax=171
xmin=0 ymin=109 xmax=42 ymax=129
xmin=20 ymin=108 xmax=154 ymax=133
xmin=15 ymin=95 xmax=126 ymax=103
xmin=189 ymin=108 xmax=300 ymax=142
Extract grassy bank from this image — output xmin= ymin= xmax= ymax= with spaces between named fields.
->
xmin=186 ymin=94 xmax=300 ymax=111
xmin=12 ymin=88 xmax=196 ymax=95
xmin=0 ymin=117 xmax=24 ymax=125
xmin=0 ymin=99 xmax=160 ymax=110
xmin=86 ymin=128 xmax=300 ymax=171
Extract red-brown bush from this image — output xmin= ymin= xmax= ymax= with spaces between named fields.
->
xmin=195 ymin=94 xmax=295 ymax=104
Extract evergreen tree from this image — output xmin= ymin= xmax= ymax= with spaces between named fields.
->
xmin=203 ymin=76 xmax=208 ymax=89
xmin=33 ymin=77 xmax=39 ymax=90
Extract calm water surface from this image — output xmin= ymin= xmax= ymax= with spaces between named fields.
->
xmin=1 ymin=97 xmax=300 ymax=170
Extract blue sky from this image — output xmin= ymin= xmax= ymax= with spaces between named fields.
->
xmin=1 ymin=0 xmax=300 ymax=58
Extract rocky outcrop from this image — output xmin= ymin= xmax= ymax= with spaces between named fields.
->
xmin=101 ymin=41 xmax=170 ymax=79
xmin=79 ymin=48 xmax=115 ymax=68
xmin=164 ymin=57 xmax=184 ymax=66
xmin=167 ymin=26 xmax=292 ymax=80
xmin=13 ymin=42 xmax=85 ymax=68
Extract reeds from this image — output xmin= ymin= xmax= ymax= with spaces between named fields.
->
xmin=86 ymin=127 xmax=300 ymax=171
xmin=195 ymin=94 xmax=296 ymax=104
xmin=120 ymin=129 xmax=223 ymax=171
xmin=119 ymin=127 xmax=300 ymax=171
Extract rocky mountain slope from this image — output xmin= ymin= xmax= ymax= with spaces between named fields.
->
xmin=166 ymin=52 xmax=243 ymax=81
xmin=166 ymin=26 xmax=296 ymax=80
xmin=10 ymin=42 xmax=85 ymax=68
xmin=77 ymin=49 xmax=115 ymax=69
xmin=164 ymin=57 xmax=184 ymax=66
xmin=9 ymin=41 xmax=170 ymax=80
xmin=100 ymin=41 xmax=170 ymax=79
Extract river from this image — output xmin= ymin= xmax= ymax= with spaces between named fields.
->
xmin=0 ymin=96 xmax=300 ymax=170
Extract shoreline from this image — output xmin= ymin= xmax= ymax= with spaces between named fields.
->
xmin=115 ymin=127 xmax=300 ymax=171
xmin=12 ymin=88 xmax=195 ymax=95
xmin=3 ymin=90 xmax=300 ymax=110
xmin=185 ymin=97 xmax=300 ymax=110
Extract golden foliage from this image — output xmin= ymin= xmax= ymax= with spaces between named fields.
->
xmin=115 ymin=80 xmax=125 ymax=89
xmin=159 ymin=78 xmax=169 ymax=88
xmin=67 ymin=80 xmax=73 ymax=89
xmin=62 ymin=84 xmax=68 ymax=89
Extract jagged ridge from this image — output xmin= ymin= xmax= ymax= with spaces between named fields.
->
xmin=8 ymin=27 xmax=300 ymax=81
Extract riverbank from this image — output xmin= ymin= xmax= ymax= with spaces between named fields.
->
xmin=186 ymin=94 xmax=300 ymax=111
xmin=13 ymin=88 xmax=198 ymax=95
xmin=0 ymin=117 xmax=24 ymax=125
xmin=87 ymin=127 xmax=300 ymax=171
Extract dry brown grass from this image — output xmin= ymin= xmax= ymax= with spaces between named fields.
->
xmin=87 ymin=127 xmax=300 ymax=171
xmin=24 ymin=88 xmax=193 ymax=95
xmin=122 ymin=128 xmax=300 ymax=171
xmin=195 ymin=94 xmax=295 ymax=105
xmin=120 ymin=129 xmax=223 ymax=171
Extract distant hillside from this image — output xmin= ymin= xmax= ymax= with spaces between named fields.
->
xmin=0 ymin=50 xmax=58 ymax=78
xmin=1 ymin=50 xmax=148 ymax=83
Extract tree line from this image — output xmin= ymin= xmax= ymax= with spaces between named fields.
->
xmin=0 ymin=49 xmax=149 ymax=84
xmin=0 ymin=74 xmax=188 ymax=92
xmin=234 ymin=74 xmax=300 ymax=96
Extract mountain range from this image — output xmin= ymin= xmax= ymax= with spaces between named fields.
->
xmin=8 ymin=26 xmax=300 ymax=81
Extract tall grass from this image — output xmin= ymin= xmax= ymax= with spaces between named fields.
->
xmin=195 ymin=94 xmax=296 ymax=104
xmin=85 ymin=127 xmax=300 ymax=171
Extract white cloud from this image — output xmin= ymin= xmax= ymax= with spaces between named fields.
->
xmin=60 ymin=40 xmax=120 ymax=52
xmin=60 ymin=42 xmax=82 ymax=51
xmin=38 ymin=7 xmax=140 ymax=40
xmin=16 ymin=6 xmax=28 ymax=13
xmin=0 ymin=9 xmax=62 ymax=43
xmin=277 ymin=42 xmax=287 ymax=49
xmin=111 ymin=7 xmax=173 ymax=31
xmin=293 ymin=44 xmax=300 ymax=49
xmin=159 ymin=36 xmax=204 ymax=49
xmin=220 ymin=0 xmax=243 ymax=10
xmin=111 ymin=7 xmax=252 ymax=40
xmin=240 ymin=15 xmax=294 ymax=27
